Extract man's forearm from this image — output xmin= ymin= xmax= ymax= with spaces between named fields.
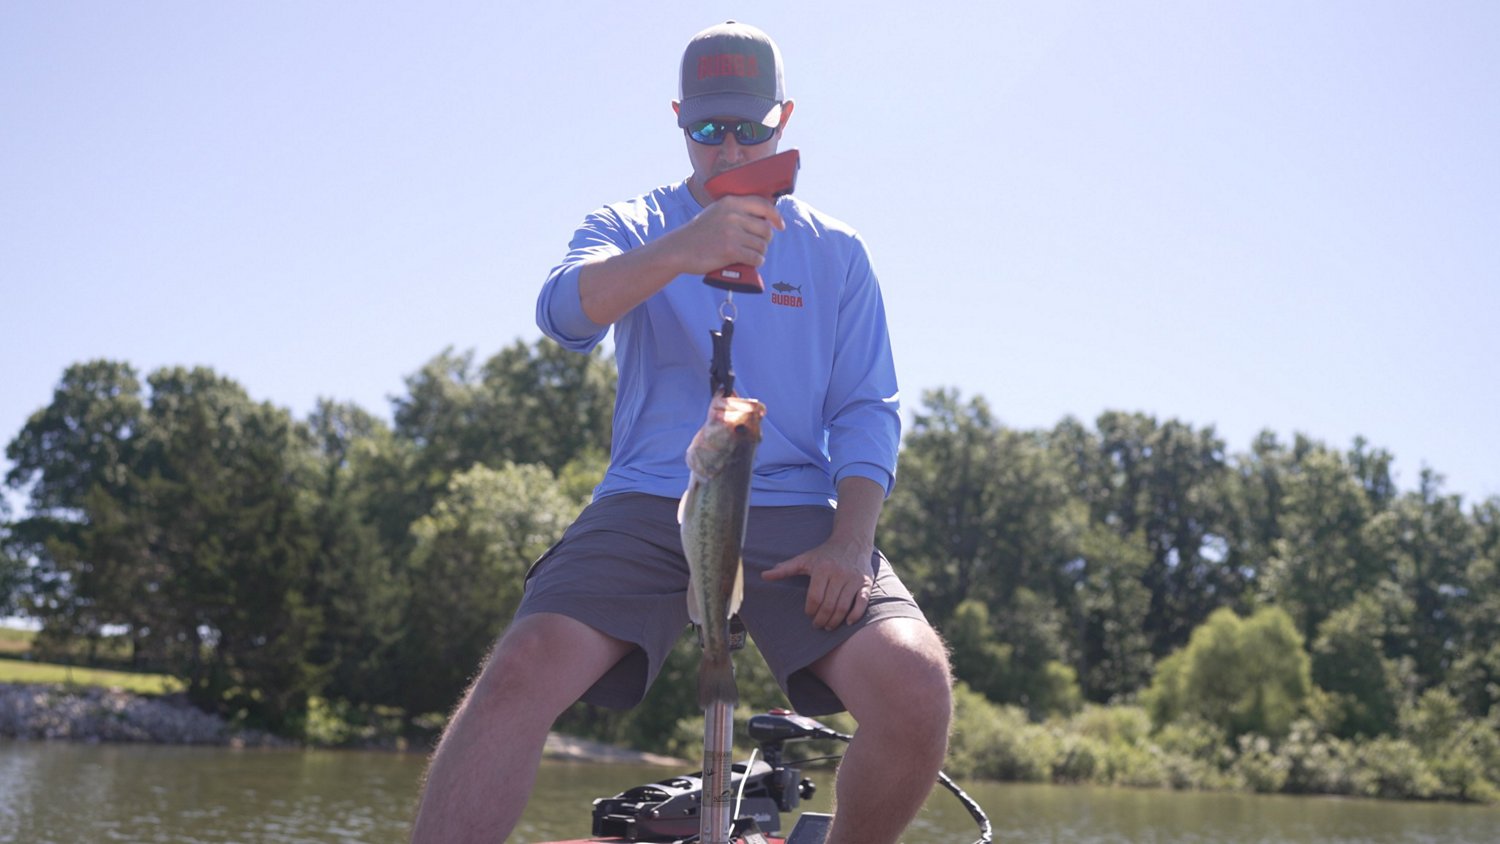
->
xmin=830 ymin=475 xmax=885 ymax=550
xmin=576 ymin=238 xmax=685 ymax=326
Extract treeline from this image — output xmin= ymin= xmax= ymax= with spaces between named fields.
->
xmin=2 ymin=343 xmax=1498 ymax=798
xmin=1 ymin=343 xmax=613 ymax=733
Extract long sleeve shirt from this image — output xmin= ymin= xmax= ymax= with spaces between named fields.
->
xmin=536 ymin=179 xmax=900 ymax=507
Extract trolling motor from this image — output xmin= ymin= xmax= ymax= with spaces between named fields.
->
xmin=702 ymin=149 xmax=801 ymax=294
xmin=586 ymin=709 xmax=993 ymax=844
xmin=588 ymin=710 xmax=823 ymax=842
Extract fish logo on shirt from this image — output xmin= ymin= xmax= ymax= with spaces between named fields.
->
xmin=770 ymin=281 xmax=804 ymax=308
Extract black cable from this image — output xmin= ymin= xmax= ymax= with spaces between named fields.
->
xmin=937 ymin=770 xmax=994 ymax=844
xmin=810 ymin=728 xmax=993 ymax=844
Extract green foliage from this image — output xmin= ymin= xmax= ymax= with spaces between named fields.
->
xmin=946 ymin=596 xmax=1081 ymax=719
xmin=1311 ymin=594 xmax=1407 ymax=737
xmin=1352 ymin=736 xmax=1441 ymax=799
xmin=1399 ymin=688 xmax=1500 ymax=801
xmin=1144 ymin=606 xmax=1311 ymax=739
xmin=945 ymin=683 xmax=1056 ymax=782
xmin=1257 ymin=445 xmax=1380 ymax=643
xmin=302 ymin=400 xmax=404 ymax=709
xmin=1073 ymin=524 xmax=1154 ymax=701
xmin=394 ymin=462 xmax=581 ymax=718
xmin=1052 ymin=412 xmax=1238 ymax=656
xmin=1231 ymin=734 xmax=1289 ymax=792
xmin=1365 ymin=473 xmax=1476 ymax=693
xmin=883 ymin=389 xmax=1075 ymax=622
xmin=7 ymin=352 xmax=1500 ymax=809
xmin=0 ymin=524 xmax=22 ymax=618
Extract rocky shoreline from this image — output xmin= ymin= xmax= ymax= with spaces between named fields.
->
xmin=0 ymin=682 xmax=686 ymax=766
xmin=0 ymin=682 xmax=287 ymax=747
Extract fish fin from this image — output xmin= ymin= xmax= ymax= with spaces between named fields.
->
xmin=697 ymin=650 xmax=739 ymax=709
xmin=686 ymin=569 xmax=702 ymax=626
xmin=728 ymin=558 xmax=744 ymax=617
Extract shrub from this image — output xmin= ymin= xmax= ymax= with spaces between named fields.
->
xmin=1349 ymin=736 xmax=1440 ymax=799
xmin=1143 ymin=607 xmax=1312 ymax=739
xmin=1050 ymin=731 xmax=1103 ymax=782
xmin=1232 ymin=733 xmax=1289 ymax=793
xmin=1069 ymin=704 xmax=1152 ymax=747
xmin=1099 ymin=740 xmax=1168 ymax=788
xmin=947 ymin=683 xmax=1056 ymax=782
xmin=1399 ymin=689 xmax=1500 ymax=802
xmin=1154 ymin=716 xmax=1227 ymax=762
xmin=1277 ymin=718 xmax=1357 ymax=796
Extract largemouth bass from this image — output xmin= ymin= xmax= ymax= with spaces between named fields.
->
xmin=679 ymin=394 xmax=766 ymax=709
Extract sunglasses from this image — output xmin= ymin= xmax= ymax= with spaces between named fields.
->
xmin=687 ymin=118 xmax=778 ymax=146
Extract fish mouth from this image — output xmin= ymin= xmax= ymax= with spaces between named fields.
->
xmin=719 ymin=396 xmax=765 ymax=437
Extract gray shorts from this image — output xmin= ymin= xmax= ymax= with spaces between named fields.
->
xmin=514 ymin=492 xmax=927 ymax=715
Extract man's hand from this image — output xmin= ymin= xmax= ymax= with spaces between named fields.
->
xmin=665 ymin=194 xmax=785 ymax=274
xmin=762 ymin=534 xmax=874 ymax=630
xmin=576 ymin=194 xmax=784 ymax=326
xmin=762 ymin=477 xmax=885 ymax=631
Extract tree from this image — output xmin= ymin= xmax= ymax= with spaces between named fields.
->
xmin=130 ymin=367 xmax=325 ymax=728
xmin=1258 ymin=444 xmax=1380 ymax=644
xmin=1052 ymin=412 xmax=1238 ymax=656
xmin=1366 ymin=471 xmax=1475 ymax=692
xmin=1073 ymin=524 xmax=1154 ymax=702
xmin=1452 ymin=498 xmax=1500 ymax=716
xmin=1312 ymin=593 xmax=1409 ymax=737
xmin=4 ymin=360 xmax=143 ymax=512
xmin=303 ymin=400 xmax=405 ymax=709
xmin=1144 ymin=606 xmax=1312 ymax=739
xmin=393 ymin=462 xmax=583 ymax=718
xmin=4 ymin=361 xmax=145 ymax=632
xmin=882 ymin=389 xmax=1074 ymax=623
xmin=384 ymin=340 xmax=615 ymax=555
xmin=0 ymin=509 xmax=25 ymax=618
xmin=6 ymin=363 xmax=327 ymax=730
xmin=392 ymin=340 xmax=615 ymax=480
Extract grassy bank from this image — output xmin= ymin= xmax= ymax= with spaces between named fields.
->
xmin=0 ymin=657 xmax=183 ymax=695
xmin=0 ymin=628 xmax=182 ymax=694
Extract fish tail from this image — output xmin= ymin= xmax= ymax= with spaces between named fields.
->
xmin=697 ymin=649 xmax=739 ymax=710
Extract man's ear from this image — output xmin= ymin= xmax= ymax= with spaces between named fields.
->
xmin=777 ymin=100 xmax=795 ymax=129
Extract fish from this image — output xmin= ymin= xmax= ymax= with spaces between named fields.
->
xmin=679 ymin=393 xmax=766 ymax=709
xmin=771 ymin=282 xmax=802 ymax=293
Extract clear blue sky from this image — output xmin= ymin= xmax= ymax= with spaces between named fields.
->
xmin=3 ymin=1 xmax=1497 ymax=507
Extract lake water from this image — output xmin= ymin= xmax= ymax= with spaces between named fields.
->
xmin=2 ymin=739 xmax=1497 ymax=843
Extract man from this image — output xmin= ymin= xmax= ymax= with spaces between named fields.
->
xmin=411 ymin=22 xmax=951 ymax=844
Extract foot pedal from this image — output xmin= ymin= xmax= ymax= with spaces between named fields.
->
xmin=784 ymin=812 xmax=832 ymax=844
xmin=731 ymin=816 xmax=771 ymax=844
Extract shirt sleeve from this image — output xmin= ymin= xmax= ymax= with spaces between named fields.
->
xmin=535 ymin=209 xmax=628 ymax=352
xmin=822 ymin=235 xmax=902 ymax=496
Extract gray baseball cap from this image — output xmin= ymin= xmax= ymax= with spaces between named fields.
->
xmin=677 ymin=21 xmax=785 ymax=128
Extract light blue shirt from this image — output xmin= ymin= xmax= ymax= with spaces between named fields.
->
xmin=536 ymin=179 xmax=900 ymax=507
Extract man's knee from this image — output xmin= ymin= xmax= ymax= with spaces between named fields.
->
xmin=460 ymin=625 xmax=545 ymax=717
xmin=465 ymin=613 xmax=630 ymax=718
xmin=882 ymin=622 xmax=953 ymax=732
xmin=820 ymin=619 xmax=953 ymax=727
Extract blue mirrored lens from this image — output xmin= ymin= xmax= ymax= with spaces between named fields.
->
xmin=688 ymin=119 xmax=775 ymax=146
